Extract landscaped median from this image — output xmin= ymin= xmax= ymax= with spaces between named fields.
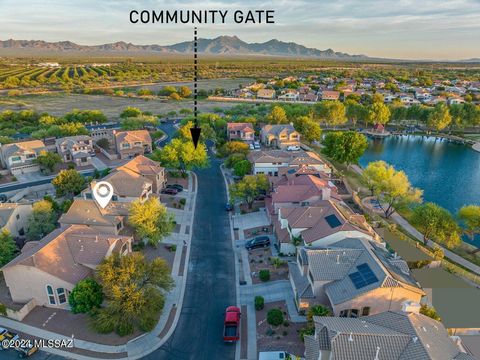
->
xmin=0 ymin=171 xmax=198 ymax=360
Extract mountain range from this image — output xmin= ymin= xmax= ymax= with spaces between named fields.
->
xmin=0 ymin=36 xmax=369 ymax=59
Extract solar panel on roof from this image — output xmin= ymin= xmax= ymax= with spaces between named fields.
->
xmin=287 ymin=169 xmax=296 ymax=174
xmin=349 ymin=263 xmax=379 ymax=289
xmin=325 ymin=214 xmax=342 ymax=228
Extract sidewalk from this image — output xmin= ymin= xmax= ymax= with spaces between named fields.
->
xmin=0 ymin=171 xmax=198 ymax=360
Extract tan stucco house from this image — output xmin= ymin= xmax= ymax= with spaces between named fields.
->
xmin=305 ymin=307 xmax=475 ymax=360
xmin=0 ymin=203 xmax=33 ymax=238
xmin=59 ymin=199 xmax=129 ymax=235
xmin=0 ymin=140 xmax=46 ymax=175
xmin=55 ymin=135 xmax=94 ymax=166
xmin=114 ymin=130 xmax=152 ymax=159
xmin=117 ymin=155 xmax=166 ymax=194
xmin=2 ymin=225 xmax=132 ymax=309
xmin=289 ymin=237 xmax=425 ymax=316
xmin=260 ymin=124 xmax=300 ymax=148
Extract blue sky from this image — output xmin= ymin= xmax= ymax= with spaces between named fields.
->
xmin=1 ymin=0 xmax=479 ymax=60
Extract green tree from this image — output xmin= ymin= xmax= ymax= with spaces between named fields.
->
xmin=293 ymin=116 xmax=322 ymax=143
xmin=367 ymin=102 xmax=391 ymax=125
xmin=69 ymin=278 xmax=103 ymax=314
xmin=315 ymin=101 xmax=346 ymax=127
xmin=35 ymin=150 xmax=62 ymax=173
xmin=158 ymin=86 xmax=177 ymax=96
xmin=267 ymin=308 xmax=284 ymax=326
xmin=306 ymin=305 xmax=331 ymax=322
xmin=96 ymin=138 xmax=110 ymax=150
xmin=362 ymin=161 xmax=422 ymax=218
xmin=346 ymin=102 xmax=367 ymax=128
xmin=361 ymin=160 xmax=388 ymax=196
xmin=94 ymin=253 xmax=173 ymax=336
xmin=411 ymin=203 xmax=460 ymax=247
xmin=229 ymin=174 xmax=269 ymax=209
xmin=128 ymin=197 xmax=175 ymax=246
xmin=120 ymin=107 xmax=142 ymax=118
xmin=219 ymin=141 xmax=250 ymax=157
xmin=266 ymin=106 xmax=288 ymax=124
xmin=26 ymin=200 xmax=57 ymax=241
xmin=427 ymin=103 xmax=451 ymax=131
xmin=458 ymin=205 xmax=480 ymax=243
xmin=322 ymin=131 xmax=368 ymax=166
xmin=233 ymin=160 xmax=251 ymax=177
xmin=420 ymin=304 xmax=441 ymax=321
xmin=52 ymin=169 xmax=86 ymax=199
xmin=0 ymin=229 xmax=17 ymax=267
xmin=151 ymin=138 xmax=208 ymax=174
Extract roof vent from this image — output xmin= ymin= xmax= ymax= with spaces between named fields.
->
xmin=336 ymin=254 xmax=340 ymax=264
xmin=413 ymin=336 xmax=418 ymax=343
xmin=374 ymin=346 xmax=380 ymax=360
xmin=80 ymin=245 xmax=84 ymax=251
xmin=348 ymin=333 xmax=353 ymax=342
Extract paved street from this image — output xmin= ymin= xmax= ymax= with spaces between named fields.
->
xmin=1 ymin=349 xmax=65 ymax=360
xmin=143 ymin=149 xmax=237 ymax=360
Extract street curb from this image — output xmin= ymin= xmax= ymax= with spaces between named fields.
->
xmin=0 ymin=172 xmax=198 ymax=360
xmin=220 ymin=164 xmax=242 ymax=360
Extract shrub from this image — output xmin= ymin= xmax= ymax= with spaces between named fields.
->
xmin=0 ymin=303 xmax=7 ymax=316
xmin=255 ymin=296 xmax=264 ymax=311
xmin=179 ymin=198 xmax=186 ymax=206
xmin=259 ymin=269 xmax=270 ymax=282
xmin=283 ymin=320 xmax=290 ymax=327
xmin=266 ymin=328 xmax=275 ymax=336
xmin=68 ymin=278 xmax=103 ymax=314
xmin=267 ymin=308 xmax=284 ymax=326
xmin=282 ymin=331 xmax=288 ymax=336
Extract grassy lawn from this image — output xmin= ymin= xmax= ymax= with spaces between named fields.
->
xmin=464 ymin=133 xmax=480 ymax=141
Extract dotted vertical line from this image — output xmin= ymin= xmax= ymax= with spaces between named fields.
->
xmin=194 ymin=27 xmax=198 ymax=126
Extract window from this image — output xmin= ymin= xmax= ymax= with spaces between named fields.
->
xmin=350 ymin=309 xmax=359 ymax=318
xmin=57 ymin=288 xmax=67 ymax=304
xmin=112 ymin=195 xmax=118 ymax=201
xmin=16 ymin=214 xmax=20 ymax=220
xmin=116 ymin=221 xmax=122 ymax=230
xmin=26 ymin=153 xmax=36 ymax=159
xmin=134 ymin=141 xmax=142 ymax=146
xmin=10 ymin=156 xmax=21 ymax=163
xmin=362 ymin=307 xmax=370 ymax=316
xmin=121 ymin=143 xmax=130 ymax=149
xmin=85 ymin=193 xmax=93 ymax=199
xmin=46 ymin=285 xmax=56 ymax=305
xmin=339 ymin=310 xmax=348 ymax=317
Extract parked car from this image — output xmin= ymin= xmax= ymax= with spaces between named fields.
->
xmin=161 ymin=188 xmax=178 ymax=195
xmin=245 ymin=236 xmax=270 ymax=250
xmin=0 ymin=328 xmax=19 ymax=350
xmin=0 ymin=194 xmax=7 ymax=203
xmin=16 ymin=343 xmax=38 ymax=358
xmin=166 ymin=184 xmax=184 ymax=192
xmin=225 ymin=203 xmax=233 ymax=211
xmin=223 ymin=306 xmax=241 ymax=342
xmin=254 ymin=141 xmax=261 ymax=149
xmin=249 ymin=143 xmax=255 ymax=150
xmin=286 ymin=145 xmax=300 ymax=151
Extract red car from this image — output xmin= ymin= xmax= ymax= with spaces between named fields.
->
xmin=223 ymin=306 xmax=241 ymax=342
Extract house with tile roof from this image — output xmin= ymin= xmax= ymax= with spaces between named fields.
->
xmin=113 ymin=129 xmax=152 ymax=159
xmin=257 ymin=88 xmax=276 ymax=100
xmin=248 ymin=150 xmax=331 ymax=177
xmin=0 ymin=203 xmax=32 ymax=238
xmin=226 ymin=122 xmax=255 ymax=142
xmin=321 ymin=90 xmax=341 ymax=101
xmin=260 ymin=124 xmax=300 ymax=149
xmin=117 ymin=155 xmax=166 ymax=193
xmin=304 ymin=307 xmax=475 ymax=360
xmin=288 ymin=237 xmax=425 ymax=315
xmin=275 ymin=200 xmax=378 ymax=254
xmin=1 ymin=225 xmax=132 ymax=309
xmin=59 ymin=198 xmax=129 ymax=235
xmin=0 ymin=140 xmax=46 ymax=175
xmin=55 ymin=135 xmax=94 ymax=166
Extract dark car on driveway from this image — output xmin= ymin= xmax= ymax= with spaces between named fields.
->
xmin=225 ymin=203 xmax=233 ymax=211
xmin=245 ymin=236 xmax=270 ymax=250
xmin=161 ymin=188 xmax=178 ymax=195
xmin=166 ymin=184 xmax=184 ymax=192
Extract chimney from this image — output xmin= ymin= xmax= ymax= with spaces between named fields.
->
xmin=401 ymin=301 xmax=421 ymax=314
xmin=322 ymin=188 xmax=331 ymax=200
xmin=374 ymin=347 xmax=380 ymax=360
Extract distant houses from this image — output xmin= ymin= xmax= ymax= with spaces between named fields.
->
xmin=0 ymin=203 xmax=32 ymax=238
xmin=55 ymin=135 xmax=94 ymax=167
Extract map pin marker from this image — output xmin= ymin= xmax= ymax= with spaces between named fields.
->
xmin=93 ymin=181 xmax=114 ymax=208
